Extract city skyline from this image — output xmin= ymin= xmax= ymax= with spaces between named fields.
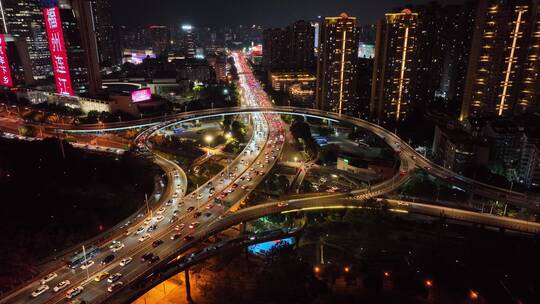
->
xmin=0 ymin=1 xmax=539 ymax=303
xmin=111 ymin=0 xmax=464 ymax=27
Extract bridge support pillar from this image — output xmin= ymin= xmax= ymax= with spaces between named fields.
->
xmin=239 ymin=221 xmax=246 ymax=235
xmin=184 ymin=269 xmax=193 ymax=303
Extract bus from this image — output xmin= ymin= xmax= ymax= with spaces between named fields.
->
xmin=67 ymin=246 xmax=101 ymax=269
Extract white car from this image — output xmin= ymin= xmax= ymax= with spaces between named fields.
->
xmin=138 ymin=233 xmax=151 ymax=242
xmin=155 ymin=215 xmax=164 ymax=223
xmin=31 ymin=285 xmax=49 ymax=298
xmin=53 ymin=280 xmax=71 ymax=292
xmin=109 ymin=242 xmax=124 ymax=252
xmin=40 ymin=272 xmax=57 ymax=285
xmin=107 ymin=273 xmax=123 ymax=283
xmin=80 ymin=260 xmax=94 ymax=270
xmin=135 ymin=226 xmax=145 ymax=235
xmin=119 ymin=257 xmax=132 ymax=267
xmin=107 ymin=281 xmax=123 ymax=293
xmin=157 ymin=207 xmax=166 ymax=214
xmin=143 ymin=218 xmax=152 ymax=225
xmin=65 ymin=286 xmax=83 ymax=299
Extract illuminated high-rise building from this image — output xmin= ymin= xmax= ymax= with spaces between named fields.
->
xmin=460 ymin=0 xmax=540 ymax=120
xmin=0 ymin=0 xmax=52 ymax=81
xmin=370 ymin=9 xmax=418 ymax=122
xmin=181 ymin=24 xmax=196 ymax=59
xmin=315 ymin=13 xmax=360 ymax=115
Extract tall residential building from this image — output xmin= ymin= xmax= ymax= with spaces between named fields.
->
xmin=262 ymin=27 xmax=286 ymax=71
xmin=262 ymin=20 xmax=315 ymax=72
xmin=371 ymin=9 xmax=418 ymax=122
xmin=315 ymin=13 xmax=360 ymax=115
xmin=436 ymin=2 xmax=477 ymax=107
xmin=0 ymin=0 xmax=52 ymax=81
xmin=460 ymin=0 xmax=540 ymax=121
xmin=286 ymin=20 xmax=315 ymax=70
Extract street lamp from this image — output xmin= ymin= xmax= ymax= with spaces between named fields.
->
xmin=225 ymin=132 xmax=232 ymax=140
xmin=205 ymin=135 xmax=213 ymax=145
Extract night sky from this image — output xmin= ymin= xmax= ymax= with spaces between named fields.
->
xmin=112 ymin=0 xmax=461 ymax=28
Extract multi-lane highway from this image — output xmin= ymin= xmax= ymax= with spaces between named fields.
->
xmin=2 ymin=50 xmax=538 ymax=304
xmin=0 ymin=51 xmax=285 ymax=304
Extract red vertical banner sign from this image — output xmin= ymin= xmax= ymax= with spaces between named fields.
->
xmin=0 ymin=34 xmax=13 ymax=87
xmin=43 ymin=6 xmax=73 ymax=96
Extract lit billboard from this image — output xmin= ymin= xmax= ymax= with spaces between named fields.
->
xmin=0 ymin=34 xmax=13 ymax=87
xmin=131 ymin=88 xmax=152 ymax=103
xmin=43 ymin=5 xmax=73 ymax=96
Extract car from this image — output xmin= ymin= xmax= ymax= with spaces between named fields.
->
xmin=197 ymin=194 xmax=203 ymax=200
xmin=175 ymin=223 xmax=185 ymax=231
xmin=80 ymin=260 xmax=94 ymax=270
xmin=152 ymin=239 xmax=164 ymax=248
xmin=172 ymin=209 xmax=179 ymax=216
xmin=171 ymin=232 xmax=182 ymax=240
xmin=156 ymin=207 xmax=166 ymax=214
xmin=138 ymin=234 xmax=151 ymax=242
xmin=169 ymin=216 xmax=178 ymax=223
xmin=155 ymin=215 xmax=165 ymax=222
xmin=135 ymin=226 xmax=145 ymax=235
xmin=40 ymin=272 xmax=57 ymax=285
xmin=141 ymin=252 xmax=154 ymax=262
xmin=107 ymin=282 xmax=123 ymax=293
xmin=277 ymin=202 xmax=288 ymax=207
xmin=186 ymin=206 xmax=195 ymax=213
xmin=148 ymin=255 xmax=160 ymax=264
xmin=165 ymin=200 xmax=173 ymax=206
xmin=94 ymin=272 xmax=109 ymax=282
xmin=65 ymin=286 xmax=83 ymax=299
xmin=101 ymin=254 xmax=115 ymax=265
xmin=241 ymin=185 xmax=248 ymax=190
xmin=109 ymin=241 xmax=124 ymax=252
xmin=53 ymin=280 xmax=71 ymax=292
xmin=205 ymin=203 xmax=214 ymax=210
xmin=193 ymin=211 xmax=202 ymax=218
xmin=204 ymin=212 xmax=212 ymax=218
xmin=107 ymin=273 xmax=122 ymax=283
xmin=143 ymin=218 xmax=152 ymax=225
xmin=183 ymin=235 xmax=194 ymax=241
xmin=147 ymin=224 xmax=157 ymax=232
xmin=189 ymin=222 xmax=200 ymax=229
xmin=119 ymin=257 xmax=132 ymax=267
xmin=31 ymin=285 xmax=49 ymax=298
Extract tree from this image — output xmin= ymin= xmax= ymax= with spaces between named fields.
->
xmin=290 ymin=120 xmax=312 ymax=141
xmin=231 ymin=120 xmax=246 ymax=143
xmin=319 ymin=144 xmax=340 ymax=164
xmin=18 ymin=126 xmax=37 ymax=137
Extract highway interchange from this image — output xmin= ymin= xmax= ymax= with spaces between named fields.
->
xmin=1 ymin=51 xmax=539 ymax=303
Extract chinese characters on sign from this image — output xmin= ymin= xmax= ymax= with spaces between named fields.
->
xmin=43 ymin=6 xmax=73 ymax=96
xmin=0 ymin=34 xmax=13 ymax=87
